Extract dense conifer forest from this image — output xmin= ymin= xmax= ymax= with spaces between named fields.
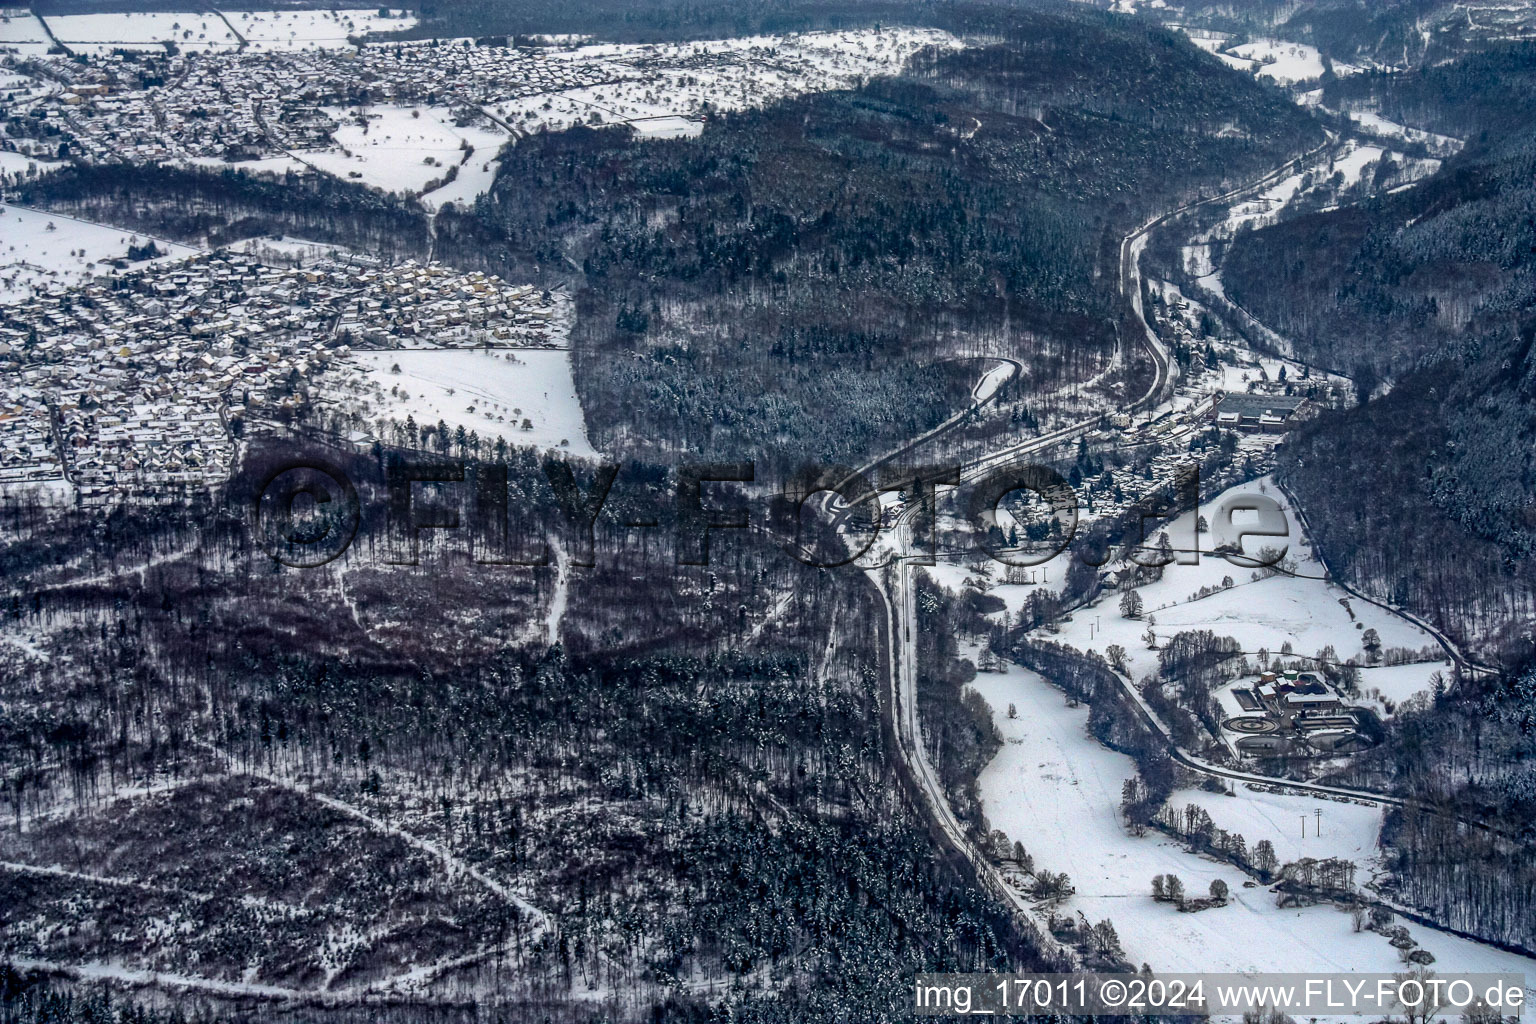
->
xmin=437 ymin=10 xmax=1320 ymax=468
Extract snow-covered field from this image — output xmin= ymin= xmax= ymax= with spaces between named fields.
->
xmin=17 ymin=8 xmax=412 ymax=57
xmin=1346 ymin=111 xmax=1464 ymax=156
xmin=0 ymin=477 xmax=74 ymax=504
xmin=223 ymin=9 xmax=416 ymax=51
xmin=0 ymin=12 xmax=53 ymax=56
xmin=1168 ymin=783 xmax=1381 ymax=866
xmin=493 ymin=28 xmax=961 ymax=137
xmin=43 ymin=12 xmax=239 ymax=54
xmin=1327 ymin=143 xmax=1386 ymax=190
xmin=1045 ymin=479 xmax=1448 ymax=688
xmin=969 ymin=660 xmax=1536 ymax=985
xmin=1353 ymin=662 xmax=1450 ymax=713
xmin=346 ymin=348 xmax=596 ymax=458
xmin=226 ymin=234 xmax=349 ymax=265
xmin=628 ymin=115 xmax=705 ymax=140
xmin=0 ymin=205 xmax=200 ymax=304
xmin=305 ymin=106 xmax=508 ymax=201
xmin=1227 ymin=39 xmax=1325 ymax=85
xmin=420 ymin=148 xmax=505 ymax=211
xmin=183 ymin=154 xmax=312 ymax=178
xmin=0 ymin=152 xmax=63 ymax=184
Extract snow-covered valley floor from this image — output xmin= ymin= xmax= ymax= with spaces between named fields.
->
xmin=968 ymin=661 xmax=1536 ymax=987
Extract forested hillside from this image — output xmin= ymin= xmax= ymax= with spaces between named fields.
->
xmin=18 ymin=165 xmax=434 ymax=259
xmin=1135 ymin=0 xmax=1536 ymax=70
xmin=441 ymin=7 xmax=1321 ymax=469
xmin=0 ymin=450 xmax=1053 ymax=1021
xmin=1214 ymin=42 xmax=1536 ymax=957
xmin=1224 ymin=44 xmax=1536 ymax=655
xmin=1224 ymin=42 xmax=1536 ymax=378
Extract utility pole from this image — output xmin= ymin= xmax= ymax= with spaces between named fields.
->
xmin=1315 ymin=808 xmax=1322 ymax=837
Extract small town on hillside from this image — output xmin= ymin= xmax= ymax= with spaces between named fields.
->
xmin=0 ymin=242 xmax=569 ymax=501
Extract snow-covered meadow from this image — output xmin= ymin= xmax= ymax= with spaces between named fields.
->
xmin=1042 ymin=479 xmax=1450 ymax=691
xmin=44 ymin=12 xmax=239 ymax=54
xmin=0 ymin=205 xmax=200 ymax=304
xmin=968 ymin=659 xmax=1536 ymax=986
xmin=1167 ymin=783 xmax=1381 ymax=867
xmin=0 ymin=12 xmax=53 ymax=56
xmin=1346 ymin=110 xmax=1464 ymax=156
xmin=345 ymin=347 xmax=596 ymax=458
xmin=304 ymin=106 xmax=509 ymax=203
xmin=502 ymin=28 xmax=962 ymax=132
xmin=1227 ymin=39 xmax=1325 ymax=85
xmin=223 ymin=9 xmax=416 ymax=52
xmin=36 ymin=8 xmax=414 ymax=54
xmin=0 ymin=151 xmax=63 ymax=185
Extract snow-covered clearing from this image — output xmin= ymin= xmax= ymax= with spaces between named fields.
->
xmin=492 ymin=28 xmax=961 ymax=137
xmin=1346 ymin=110 xmax=1464 ymax=155
xmin=183 ymin=153 xmax=312 ymax=178
xmin=43 ymin=12 xmax=239 ymax=53
xmin=1353 ymin=662 xmax=1450 ymax=713
xmin=1217 ymin=168 xmax=1312 ymax=235
xmin=1167 ymin=784 xmax=1382 ymax=866
xmin=1044 ymin=479 xmax=1449 ymax=688
xmin=1227 ymin=39 xmax=1325 ymax=84
xmin=0 ymin=12 xmax=52 ymax=56
xmin=969 ymin=660 xmax=1536 ymax=986
xmin=226 ymin=234 xmax=347 ymax=265
xmin=972 ymin=360 xmax=1015 ymax=402
xmin=1181 ymin=32 xmax=1231 ymax=55
xmin=421 ymin=148 xmax=505 ymax=211
xmin=347 ymin=347 xmax=596 ymax=458
xmin=0 ymin=205 xmax=200 ymax=304
xmin=627 ymin=115 xmax=705 ymax=140
xmin=1327 ymin=143 xmax=1386 ymax=190
xmin=1214 ymin=51 xmax=1257 ymax=73
xmin=970 ymin=657 xmax=1536 ymax=982
xmin=224 ymin=8 xmax=416 ymax=52
xmin=0 ymin=477 xmax=74 ymax=504
xmin=305 ymin=105 xmax=508 ymax=201
xmin=0 ymin=151 xmax=63 ymax=185
xmin=1179 ymin=139 xmax=1439 ymax=310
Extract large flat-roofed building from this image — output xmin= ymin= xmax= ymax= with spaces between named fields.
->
xmin=1211 ymin=392 xmax=1308 ymax=433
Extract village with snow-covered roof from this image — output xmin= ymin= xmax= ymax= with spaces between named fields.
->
xmin=2 ymin=16 xmax=960 ymax=202
xmin=0 ymin=235 xmax=577 ymax=502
